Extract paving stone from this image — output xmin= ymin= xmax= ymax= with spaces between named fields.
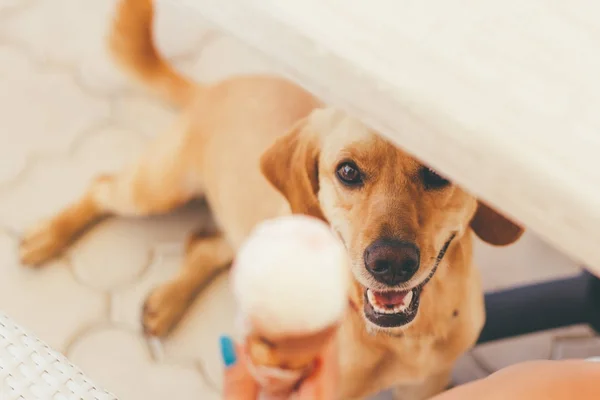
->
xmin=162 ymin=272 xmax=237 ymax=391
xmin=70 ymin=219 xmax=153 ymax=292
xmin=0 ymin=127 xmax=146 ymax=232
xmin=68 ymin=327 xmax=218 ymax=400
xmin=72 ymin=203 xmax=209 ymax=291
xmin=1 ymin=0 xmax=212 ymax=96
xmin=153 ymin=0 xmax=213 ymax=59
xmin=0 ymin=232 xmax=106 ymax=352
xmin=0 ymin=0 xmax=28 ymax=12
xmin=0 ymin=47 xmax=110 ymax=186
xmin=111 ymin=243 xmax=185 ymax=332
xmin=0 ymin=0 xmax=125 ymax=94
xmin=0 ymin=0 xmax=18 ymax=8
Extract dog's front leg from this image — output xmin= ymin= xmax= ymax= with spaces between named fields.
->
xmin=142 ymin=231 xmax=234 ymax=336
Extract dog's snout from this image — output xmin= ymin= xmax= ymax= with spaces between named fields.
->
xmin=364 ymin=239 xmax=420 ymax=286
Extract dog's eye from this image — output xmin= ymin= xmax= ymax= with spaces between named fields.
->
xmin=420 ymin=167 xmax=450 ymax=190
xmin=336 ymin=162 xmax=363 ymax=186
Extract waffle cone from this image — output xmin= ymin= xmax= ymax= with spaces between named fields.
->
xmin=243 ymin=324 xmax=338 ymax=399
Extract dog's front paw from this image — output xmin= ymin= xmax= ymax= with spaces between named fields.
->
xmin=142 ymin=282 xmax=190 ymax=337
xmin=19 ymin=219 xmax=70 ymax=266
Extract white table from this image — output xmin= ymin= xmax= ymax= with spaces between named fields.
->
xmin=180 ymin=0 xmax=600 ymax=274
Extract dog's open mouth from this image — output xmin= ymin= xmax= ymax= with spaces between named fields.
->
xmin=364 ymin=287 xmax=421 ymax=327
xmin=362 ymin=232 xmax=457 ymax=329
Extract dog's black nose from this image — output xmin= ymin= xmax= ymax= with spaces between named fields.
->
xmin=364 ymin=239 xmax=420 ymax=286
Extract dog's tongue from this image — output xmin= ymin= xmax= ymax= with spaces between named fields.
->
xmin=372 ymin=290 xmax=409 ymax=306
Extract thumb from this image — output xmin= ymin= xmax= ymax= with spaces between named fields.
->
xmin=292 ymin=336 xmax=339 ymax=399
xmin=220 ymin=336 xmax=260 ymax=400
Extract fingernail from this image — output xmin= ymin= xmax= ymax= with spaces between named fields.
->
xmin=219 ymin=335 xmax=237 ymax=367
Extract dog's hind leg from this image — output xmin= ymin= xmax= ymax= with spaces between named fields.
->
xmin=19 ymin=117 xmax=200 ymax=266
xmin=142 ymin=230 xmax=234 ymax=336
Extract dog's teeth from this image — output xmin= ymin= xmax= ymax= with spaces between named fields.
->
xmin=401 ymin=290 xmax=413 ymax=308
xmin=367 ymin=289 xmax=414 ymax=315
xmin=367 ymin=289 xmax=377 ymax=307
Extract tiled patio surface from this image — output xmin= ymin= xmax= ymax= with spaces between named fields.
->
xmin=0 ymin=1 xmax=597 ymax=399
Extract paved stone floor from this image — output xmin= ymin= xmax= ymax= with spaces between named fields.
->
xmin=0 ymin=0 xmax=597 ymax=399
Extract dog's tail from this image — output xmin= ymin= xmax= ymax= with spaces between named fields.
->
xmin=108 ymin=0 xmax=197 ymax=107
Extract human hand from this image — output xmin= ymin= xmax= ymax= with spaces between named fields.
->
xmin=432 ymin=360 xmax=600 ymax=400
xmin=220 ymin=335 xmax=338 ymax=399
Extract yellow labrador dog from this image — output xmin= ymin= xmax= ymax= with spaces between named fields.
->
xmin=19 ymin=0 xmax=524 ymax=398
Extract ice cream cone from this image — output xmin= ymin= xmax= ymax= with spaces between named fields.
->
xmin=231 ymin=215 xmax=349 ymax=398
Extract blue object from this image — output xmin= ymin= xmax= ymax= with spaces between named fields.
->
xmin=219 ymin=335 xmax=237 ymax=367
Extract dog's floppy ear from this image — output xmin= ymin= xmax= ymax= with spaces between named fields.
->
xmin=470 ymin=201 xmax=524 ymax=246
xmin=260 ymin=115 xmax=325 ymax=220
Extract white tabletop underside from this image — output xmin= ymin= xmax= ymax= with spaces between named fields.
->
xmin=177 ymin=0 xmax=600 ymax=274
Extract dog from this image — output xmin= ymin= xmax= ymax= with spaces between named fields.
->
xmin=18 ymin=0 xmax=524 ymax=398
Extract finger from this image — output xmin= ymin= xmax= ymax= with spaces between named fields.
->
xmin=220 ymin=336 xmax=260 ymax=400
xmin=293 ymin=336 xmax=339 ymax=399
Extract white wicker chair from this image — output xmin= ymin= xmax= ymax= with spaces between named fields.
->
xmin=0 ymin=313 xmax=117 ymax=400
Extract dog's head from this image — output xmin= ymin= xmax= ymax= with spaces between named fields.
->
xmin=261 ymin=108 xmax=523 ymax=333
